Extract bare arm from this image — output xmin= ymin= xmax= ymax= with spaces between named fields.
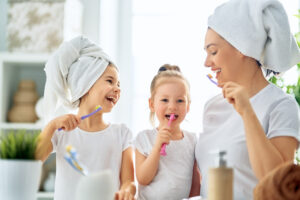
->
xmin=222 ymin=82 xmax=298 ymax=180
xmin=242 ymin=107 xmax=298 ymax=179
xmin=135 ymin=128 xmax=171 ymax=185
xmin=135 ymin=147 xmax=161 ymax=185
xmin=35 ymin=114 xmax=81 ymax=162
xmin=189 ymin=161 xmax=201 ymax=197
xmin=115 ymin=148 xmax=136 ymax=200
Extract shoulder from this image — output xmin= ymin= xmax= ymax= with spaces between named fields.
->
xmin=263 ymin=84 xmax=298 ymax=110
xmin=204 ymin=93 xmax=227 ymax=110
xmin=183 ymin=130 xmax=198 ymax=143
xmin=108 ymin=123 xmax=133 ymax=138
xmin=135 ymin=129 xmax=156 ymax=140
xmin=109 ymin=123 xmax=131 ymax=132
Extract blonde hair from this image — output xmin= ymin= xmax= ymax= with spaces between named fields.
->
xmin=149 ymin=64 xmax=191 ymax=126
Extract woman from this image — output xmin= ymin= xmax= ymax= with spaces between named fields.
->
xmin=195 ymin=0 xmax=300 ymax=199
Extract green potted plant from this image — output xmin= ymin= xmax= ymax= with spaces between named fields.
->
xmin=0 ymin=130 xmax=42 ymax=200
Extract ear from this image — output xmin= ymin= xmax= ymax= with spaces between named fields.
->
xmin=149 ymin=98 xmax=155 ymax=112
xmin=187 ymin=102 xmax=190 ymax=113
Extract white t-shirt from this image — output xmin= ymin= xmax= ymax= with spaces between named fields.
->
xmin=134 ymin=129 xmax=197 ymax=200
xmin=195 ymin=83 xmax=300 ymax=200
xmin=51 ymin=123 xmax=132 ymax=200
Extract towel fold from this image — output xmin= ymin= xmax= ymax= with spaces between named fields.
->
xmin=254 ymin=162 xmax=300 ymax=200
xmin=43 ymin=36 xmax=116 ymax=123
xmin=208 ymin=0 xmax=300 ymax=73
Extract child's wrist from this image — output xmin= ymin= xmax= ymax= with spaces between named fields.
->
xmin=47 ymin=120 xmax=58 ymax=132
xmin=152 ymin=144 xmax=162 ymax=154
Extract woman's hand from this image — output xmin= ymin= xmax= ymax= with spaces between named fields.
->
xmin=50 ymin=114 xmax=81 ymax=131
xmin=154 ymin=127 xmax=172 ymax=150
xmin=115 ymin=188 xmax=135 ymax=200
xmin=221 ymin=82 xmax=252 ymax=116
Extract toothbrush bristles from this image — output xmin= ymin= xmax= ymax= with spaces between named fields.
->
xmin=208 ymin=74 xmax=213 ymax=79
xmin=66 ymin=145 xmax=72 ymax=152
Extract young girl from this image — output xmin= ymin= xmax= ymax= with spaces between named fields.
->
xmin=134 ymin=65 xmax=200 ymax=200
xmin=35 ymin=36 xmax=136 ymax=200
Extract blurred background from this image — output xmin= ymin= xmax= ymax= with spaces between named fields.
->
xmin=0 ymin=0 xmax=299 ymax=199
xmin=0 ymin=0 xmax=298 ymax=135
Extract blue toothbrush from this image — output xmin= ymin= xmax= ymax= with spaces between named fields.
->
xmin=207 ymin=74 xmax=218 ymax=86
xmin=58 ymin=105 xmax=102 ymax=131
xmin=64 ymin=145 xmax=88 ymax=176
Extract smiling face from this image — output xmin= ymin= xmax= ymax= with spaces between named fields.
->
xmin=204 ymin=28 xmax=245 ymax=85
xmin=81 ymin=65 xmax=120 ymax=113
xmin=149 ymin=77 xmax=190 ymax=128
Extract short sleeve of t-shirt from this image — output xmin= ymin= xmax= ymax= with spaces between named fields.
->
xmin=134 ymin=130 xmax=153 ymax=156
xmin=120 ymin=124 xmax=133 ymax=151
xmin=267 ymin=96 xmax=300 ymax=141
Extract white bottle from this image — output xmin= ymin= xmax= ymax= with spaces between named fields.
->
xmin=208 ymin=151 xmax=233 ymax=200
xmin=43 ymin=172 xmax=55 ymax=192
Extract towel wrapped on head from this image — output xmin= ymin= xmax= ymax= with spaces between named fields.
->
xmin=43 ymin=36 xmax=116 ymax=123
xmin=254 ymin=162 xmax=300 ymax=200
xmin=208 ymin=0 xmax=300 ymax=73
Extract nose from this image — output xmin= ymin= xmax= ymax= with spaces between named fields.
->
xmin=114 ymin=86 xmax=121 ymax=94
xmin=168 ymin=101 xmax=177 ymax=111
xmin=204 ymin=55 xmax=213 ymax=68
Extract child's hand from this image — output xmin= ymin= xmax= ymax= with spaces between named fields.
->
xmin=154 ymin=127 xmax=172 ymax=150
xmin=114 ymin=189 xmax=135 ymax=200
xmin=51 ymin=114 xmax=81 ymax=131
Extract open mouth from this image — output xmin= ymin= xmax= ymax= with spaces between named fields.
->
xmin=165 ymin=114 xmax=178 ymax=120
xmin=106 ymin=96 xmax=117 ymax=104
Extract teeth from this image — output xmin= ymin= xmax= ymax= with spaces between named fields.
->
xmin=216 ymin=69 xmax=221 ymax=73
xmin=165 ymin=114 xmax=178 ymax=119
xmin=107 ymin=96 xmax=117 ymax=103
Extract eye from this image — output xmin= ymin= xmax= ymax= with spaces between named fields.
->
xmin=211 ymin=51 xmax=217 ymax=55
xmin=161 ymin=99 xmax=168 ymax=102
xmin=177 ymin=99 xmax=185 ymax=103
xmin=106 ymin=79 xmax=113 ymax=84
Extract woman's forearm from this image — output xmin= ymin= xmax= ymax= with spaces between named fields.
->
xmin=241 ymin=107 xmax=287 ymax=179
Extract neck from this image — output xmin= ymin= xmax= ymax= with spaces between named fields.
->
xmin=239 ymin=63 xmax=269 ymax=98
xmin=78 ymin=107 xmax=108 ymax=132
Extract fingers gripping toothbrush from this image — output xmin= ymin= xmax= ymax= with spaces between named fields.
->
xmin=160 ymin=114 xmax=175 ymax=156
xmin=58 ymin=105 xmax=102 ymax=131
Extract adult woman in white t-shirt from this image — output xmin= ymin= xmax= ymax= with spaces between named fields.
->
xmin=195 ymin=0 xmax=300 ymax=199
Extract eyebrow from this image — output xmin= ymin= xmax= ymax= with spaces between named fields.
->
xmin=204 ymin=43 xmax=217 ymax=50
xmin=106 ymin=76 xmax=120 ymax=85
xmin=105 ymin=76 xmax=115 ymax=80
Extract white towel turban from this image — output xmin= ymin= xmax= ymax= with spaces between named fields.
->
xmin=43 ymin=36 xmax=116 ymax=122
xmin=208 ymin=0 xmax=300 ymax=73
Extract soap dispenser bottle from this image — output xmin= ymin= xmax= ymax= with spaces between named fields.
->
xmin=208 ymin=151 xmax=233 ymax=200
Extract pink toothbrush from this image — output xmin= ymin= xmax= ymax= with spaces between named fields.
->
xmin=160 ymin=113 xmax=175 ymax=156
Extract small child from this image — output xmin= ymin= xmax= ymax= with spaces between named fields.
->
xmin=35 ymin=36 xmax=135 ymax=200
xmin=134 ymin=65 xmax=200 ymax=200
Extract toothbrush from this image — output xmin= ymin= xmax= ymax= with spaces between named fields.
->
xmin=58 ymin=105 xmax=102 ymax=131
xmin=64 ymin=145 xmax=88 ymax=176
xmin=207 ymin=74 xmax=218 ymax=86
xmin=160 ymin=114 xmax=175 ymax=156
